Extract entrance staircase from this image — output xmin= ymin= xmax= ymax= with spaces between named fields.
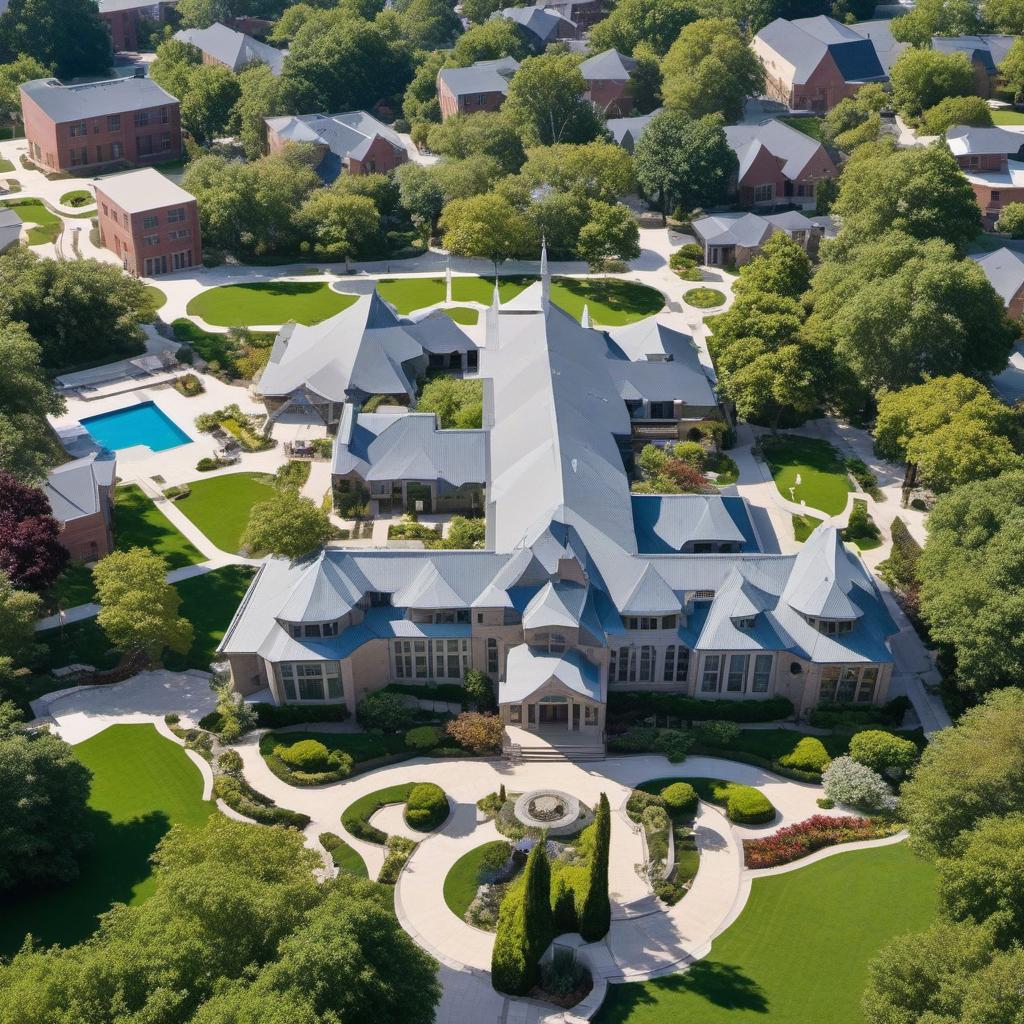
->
xmin=503 ymin=726 xmax=605 ymax=763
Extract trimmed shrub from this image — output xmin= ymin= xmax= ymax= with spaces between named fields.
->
xmin=277 ymin=738 xmax=332 ymax=771
xmin=726 ymin=787 xmax=775 ymax=825
xmin=405 ymin=782 xmax=449 ymax=831
xmin=579 ymin=793 xmax=611 ymax=941
xmin=213 ymin=775 xmax=310 ymax=829
xmin=253 ymin=702 xmax=349 ymax=728
xmin=848 ymin=729 xmax=918 ymax=780
xmin=694 ymin=720 xmax=741 ymax=746
xmin=608 ymin=691 xmax=794 ymax=724
xmin=552 ymin=875 xmax=578 ymax=933
xmin=608 ymin=726 xmax=659 ymax=753
xmin=660 ymin=782 xmax=698 ymax=815
xmin=653 ymin=729 xmax=695 ymax=763
xmin=464 ymin=668 xmax=496 ymax=710
xmin=809 ymin=696 xmax=910 ymax=730
xmin=743 ymin=814 xmax=900 ymax=868
xmin=626 ymin=788 xmax=665 ymax=822
xmin=378 ymin=834 xmax=417 ymax=884
xmin=822 ymin=756 xmax=896 ymax=812
xmin=446 ymin=711 xmax=504 ymax=754
xmin=778 ymin=736 xmax=831 ymax=773
xmin=217 ymin=749 xmax=242 ymax=776
xmin=404 ymin=725 xmax=443 ymax=751
xmin=342 ymin=783 xmax=417 ymax=844
xmin=641 ymin=803 xmax=670 ymax=877
xmin=358 ymin=690 xmax=414 ymax=731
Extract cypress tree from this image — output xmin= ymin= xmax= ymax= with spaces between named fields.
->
xmin=552 ymin=874 xmax=578 ymax=934
xmin=579 ymin=793 xmax=611 ymax=941
xmin=523 ymin=837 xmax=554 ymax=966
xmin=491 ymin=839 xmax=553 ymax=994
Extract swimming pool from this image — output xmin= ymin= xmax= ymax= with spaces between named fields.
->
xmin=80 ymin=402 xmax=192 ymax=453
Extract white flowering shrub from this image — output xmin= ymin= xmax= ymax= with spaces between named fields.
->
xmin=822 ymin=755 xmax=897 ymax=813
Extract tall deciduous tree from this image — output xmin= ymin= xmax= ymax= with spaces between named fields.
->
xmin=295 ymin=190 xmax=381 ymax=266
xmin=579 ymin=793 xmax=611 ymax=940
xmin=888 ymin=47 xmax=974 ymax=118
xmin=180 ymin=64 xmax=242 ymax=146
xmin=0 ymin=0 xmax=111 ymax=79
xmin=450 ymin=18 xmax=533 ymax=64
xmin=890 ymin=0 xmax=981 ymax=48
xmin=589 ymin=0 xmax=698 ymax=56
xmin=425 ymin=112 xmax=525 ymax=174
xmin=440 ymin=193 xmax=536 ymax=274
xmin=577 ymin=201 xmax=640 ymax=270
xmin=999 ymin=36 xmax=1024 ymax=100
xmin=503 ymin=52 xmax=604 ymax=147
xmin=985 ymin=0 xmax=1024 ymax=33
xmin=0 ymin=573 xmax=39 ymax=681
xmin=661 ymin=17 xmax=765 ymax=122
xmin=0 ymin=472 xmax=67 ymax=593
xmin=732 ymin=232 xmax=812 ymax=300
xmin=519 ymin=141 xmax=635 ymax=203
xmin=0 ymin=703 xmax=92 ymax=893
xmin=0 ymin=53 xmax=50 ymax=125
xmin=634 ymin=109 xmax=737 ymax=218
xmin=93 ymin=547 xmax=193 ymax=664
xmin=243 ymin=489 xmax=331 ymax=560
xmin=231 ymin=62 xmax=286 ymax=161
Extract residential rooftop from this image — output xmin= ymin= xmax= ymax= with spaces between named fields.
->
xmin=437 ymin=57 xmax=519 ymax=98
xmin=579 ymin=48 xmax=636 ymax=81
xmin=20 ymin=76 xmax=178 ymax=121
xmin=174 ymin=23 xmax=286 ymax=75
xmin=756 ymin=16 xmax=887 ymax=85
xmin=94 ymin=167 xmax=196 ymax=214
xmin=725 ymin=118 xmax=826 ymax=181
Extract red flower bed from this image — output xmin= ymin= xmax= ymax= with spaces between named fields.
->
xmin=742 ymin=815 xmax=899 ymax=869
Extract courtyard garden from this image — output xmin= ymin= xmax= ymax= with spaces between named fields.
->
xmin=174 ymin=471 xmax=277 ymax=552
xmin=595 ymin=842 xmax=936 ymax=1024
xmin=760 ymin=435 xmax=852 ymax=515
xmin=0 ymin=723 xmax=212 ymax=955
xmin=186 ymin=281 xmax=358 ymax=327
xmin=444 ymin=840 xmax=514 ymax=922
xmin=683 ymin=287 xmax=726 ymax=309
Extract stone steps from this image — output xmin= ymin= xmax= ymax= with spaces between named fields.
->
xmin=506 ymin=744 xmax=606 ymax=763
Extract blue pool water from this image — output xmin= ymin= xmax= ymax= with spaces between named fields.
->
xmin=80 ymin=402 xmax=192 ymax=453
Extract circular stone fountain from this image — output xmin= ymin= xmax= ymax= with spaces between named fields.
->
xmin=513 ymin=789 xmax=590 ymax=836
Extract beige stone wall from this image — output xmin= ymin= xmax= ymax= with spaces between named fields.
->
xmin=227 ymin=652 xmax=267 ymax=696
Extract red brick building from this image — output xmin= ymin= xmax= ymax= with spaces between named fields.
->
xmin=437 ymin=58 xmax=519 ymax=121
xmin=947 ymin=125 xmax=1024 ymax=229
xmin=580 ymin=49 xmax=637 ymax=117
xmin=98 ymin=0 xmax=178 ymax=53
xmin=264 ymin=111 xmax=407 ymax=180
xmin=21 ymin=76 xmax=182 ymax=174
xmin=43 ymin=453 xmax=116 ymax=563
xmin=96 ymin=167 xmax=201 ymax=277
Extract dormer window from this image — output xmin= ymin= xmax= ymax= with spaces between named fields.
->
xmin=549 ymin=632 xmax=566 ymax=654
xmin=735 ymin=616 xmax=756 ymax=629
xmin=432 ymin=610 xmax=471 ymax=624
xmin=623 ymin=615 xmax=676 ymax=631
xmin=805 ymin=616 xmax=853 ymax=635
xmin=290 ymin=621 xmax=339 ymax=639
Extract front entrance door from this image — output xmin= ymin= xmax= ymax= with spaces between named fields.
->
xmin=538 ymin=703 xmax=568 ymax=725
xmin=406 ymin=482 xmax=432 ymax=513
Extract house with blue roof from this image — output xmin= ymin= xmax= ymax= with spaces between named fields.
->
xmin=220 ymin=265 xmax=897 ymax=759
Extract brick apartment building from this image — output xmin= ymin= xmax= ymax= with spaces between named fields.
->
xmin=947 ymin=125 xmax=1024 ymax=229
xmin=20 ymin=76 xmax=182 ymax=174
xmin=96 ymin=167 xmax=201 ymax=276
xmin=98 ymin=0 xmax=178 ymax=53
xmin=436 ymin=58 xmax=519 ymax=120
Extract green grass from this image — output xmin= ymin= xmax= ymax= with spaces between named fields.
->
xmin=323 ymin=833 xmax=368 ymax=876
xmin=793 ymin=513 xmax=823 ymax=542
xmin=684 ymin=287 xmax=727 ymax=309
xmin=143 ymin=285 xmax=166 ymax=312
xmin=342 ymin=783 xmax=418 ymax=844
xmin=444 ymin=305 xmax=479 ymax=324
xmin=174 ymin=471 xmax=276 ymax=553
xmin=115 ymin=484 xmax=204 ymax=568
xmin=186 ymin=282 xmax=358 ymax=327
xmin=262 ymin=729 xmax=409 ymax=766
xmin=780 ymin=115 xmax=825 ymax=141
xmin=596 ymin=842 xmax=936 ymax=1024
xmin=452 ymin=274 xmax=535 ymax=305
xmin=444 ymin=840 xmax=509 ymax=920
xmin=0 ymin=723 xmax=213 ymax=955
xmin=3 ymin=197 xmax=60 ymax=244
xmin=0 ymin=158 xmax=13 ymax=172
xmin=763 ymin=435 xmax=852 ymax=515
xmin=992 ymin=109 xmax=1024 ymax=125
xmin=45 ymin=561 xmax=97 ymax=611
xmin=59 ymin=188 xmax=94 ymax=208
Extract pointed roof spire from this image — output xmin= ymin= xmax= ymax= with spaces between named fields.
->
xmin=540 ymin=234 xmax=550 ymax=311
xmin=581 ymin=303 xmax=591 ymax=328
xmin=492 ymin=275 xmax=500 ymax=309
xmin=445 ymin=253 xmax=453 ymax=303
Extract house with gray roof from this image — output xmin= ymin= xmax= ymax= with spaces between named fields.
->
xmin=493 ymin=5 xmax=575 ymax=45
xmin=580 ymin=48 xmax=637 ymax=115
xmin=332 ymin=407 xmax=487 ymax=516
xmin=972 ymin=247 xmax=1024 ymax=319
xmin=691 ymin=210 xmax=823 ymax=267
xmin=265 ymin=110 xmax=407 ymax=181
xmin=43 ymin=452 xmax=116 ymax=562
xmin=174 ymin=23 xmax=286 ymax=75
xmin=932 ymin=34 xmax=1015 ymax=97
xmin=606 ymin=110 xmax=657 ymax=153
xmin=949 ymin=126 xmax=1024 ymax=228
xmin=220 ymin=266 xmax=897 ymax=756
xmin=99 ymin=0 xmax=178 ymax=52
xmin=437 ymin=57 xmax=519 ymax=121
xmin=0 ymin=208 xmax=21 ymax=253
xmin=753 ymin=15 xmax=887 ymax=111
xmin=725 ymin=118 xmax=839 ymax=208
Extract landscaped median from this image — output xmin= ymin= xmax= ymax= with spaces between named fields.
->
xmin=186 ymin=281 xmax=358 ymax=327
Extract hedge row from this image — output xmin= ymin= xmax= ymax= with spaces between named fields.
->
xmin=608 ymin=692 xmax=794 ymax=724
xmin=385 ymin=681 xmax=468 ymax=704
xmin=252 ymin=702 xmax=350 ymax=728
xmin=809 ymin=696 xmax=911 ymax=730
xmin=213 ymin=775 xmax=310 ymax=829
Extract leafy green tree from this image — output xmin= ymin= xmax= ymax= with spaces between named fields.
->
xmin=822 ymin=83 xmax=887 ymax=144
xmin=402 ymin=49 xmax=446 ymax=127
xmin=996 ymin=201 xmax=1024 ymax=237
xmin=180 ymin=64 xmax=242 ymax=145
xmin=732 ymin=232 xmax=811 ymax=300
xmin=0 ymin=572 xmax=39 ymax=681
xmin=520 ymin=141 xmax=635 ymax=203
xmin=396 ymin=0 xmax=462 ymax=51
xmin=177 ymin=0 xmax=234 ymax=27
xmin=863 ymin=920 xmax=1024 ymax=1024
xmin=461 ymin=0 xmax=503 ymax=24
xmin=503 ymin=52 xmax=603 ymax=147
xmin=425 ymin=112 xmax=525 ymax=174
xmin=0 ymin=321 xmax=65 ymax=482
xmin=515 ymin=188 xmax=589 ymax=258
xmin=900 ymin=688 xmax=1024 ymax=855
xmin=269 ymin=2 xmax=318 ymax=43
xmin=440 ymin=193 xmax=536 ymax=274
xmin=280 ymin=12 xmax=412 ymax=113
xmin=629 ymin=42 xmax=663 ymax=113
xmin=633 ymin=109 xmax=737 ymax=218
xmin=579 ymin=793 xmax=611 ymax=941
xmin=890 ymin=0 xmax=981 ymax=47
xmin=889 ymin=47 xmax=974 ymax=119
xmin=450 ymin=18 xmax=533 ymax=64
xmin=0 ymin=704 xmax=92 ymax=893
xmin=0 ymin=248 xmax=154 ymax=370
xmin=919 ymin=94 xmax=992 ymax=135
xmin=984 ymin=0 xmax=1024 ymax=32
xmin=847 ymin=730 xmax=918 ymax=780
xmin=806 ymin=233 xmax=1012 ymax=392
xmin=0 ymin=0 xmax=111 ymax=79
xmin=395 ymin=161 xmax=447 ymax=240
xmin=93 ymin=548 xmax=193 ymax=664
xmin=999 ymin=36 xmax=1024 ymax=101
xmin=231 ymin=62 xmax=285 ymax=160
xmin=0 ymin=53 xmax=50 ymax=125
xmin=243 ymin=489 xmax=332 ymax=559
xmin=493 ymin=839 xmax=553 ymax=994
xmin=577 ymin=201 xmax=640 ymax=270
xmin=417 ymin=376 xmax=484 ymax=428
xmin=936 ymin=814 xmax=1024 ymax=948
xmin=589 ymin=0 xmax=698 ymax=56
xmin=661 ymin=17 xmax=765 ymax=122
xmin=150 ymin=36 xmax=203 ymax=99
xmin=829 ymin=141 xmax=980 ymax=249
xmin=296 ymin=190 xmax=380 ymax=266
xmin=725 ymin=343 xmax=821 ymax=431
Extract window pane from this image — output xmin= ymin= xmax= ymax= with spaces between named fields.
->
xmin=727 ymin=654 xmax=747 ymax=692
xmin=663 ymin=646 xmax=675 ymax=682
xmin=299 ymin=676 xmax=323 ymax=700
xmin=283 ymin=677 xmax=297 ymax=701
xmin=326 ymin=676 xmax=342 ymax=699
xmin=701 ymin=655 xmax=720 ymax=692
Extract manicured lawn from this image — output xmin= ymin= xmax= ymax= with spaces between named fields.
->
xmin=174 ymin=471 xmax=277 ymax=553
xmin=378 ymin=276 xmax=446 ymax=312
xmin=596 ymin=842 xmax=936 ymax=1024
xmin=992 ymin=109 xmax=1024 ymax=124
xmin=326 ymin=834 xmax=368 ymax=876
xmin=186 ymin=281 xmax=358 ymax=327
xmin=163 ymin=564 xmax=256 ymax=672
xmin=763 ymin=435 xmax=851 ymax=515
xmin=452 ymin=274 xmax=535 ymax=305
xmin=59 ymin=188 xmax=94 ymax=207
xmin=342 ymin=783 xmax=418 ymax=844
xmin=793 ymin=512 xmax=823 ymax=542
xmin=444 ymin=840 xmax=509 ymax=920
xmin=445 ymin=305 xmax=479 ymax=324
xmin=143 ymin=285 xmax=166 ymax=312
xmin=115 ymin=483 xmax=204 ymax=568
xmin=3 ymin=197 xmax=60 ymax=244
xmin=684 ymin=287 xmax=727 ymax=309
xmin=0 ymin=723 xmax=213 ymax=955
xmin=0 ymin=158 xmax=13 ymax=172
xmin=780 ymin=116 xmax=825 ymax=141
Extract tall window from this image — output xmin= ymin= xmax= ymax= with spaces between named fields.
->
xmin=727 ymin=654 xmax=748 ymax=692
xmin=168 ymin=206 xmax=185 ymax=223
xmin=134 ymin=110 xmax=150 ymax=127
xmin=819 ymin=665 xmax=878 ymax=704
xmin=143 ymin=214 xmax=158 ymax=229
xmin=107 ymin=114 xmax=121 ymax=132
xmin=487 ymin=637 xmax=498 ymax=675
xmin=609 ymin=645 xmax=656 ymax=683
xmin=70 ymin=120 xmax=87 ymax=137
xmin=392 ymin=638 xmax=469 ymax=680
xmin=111 ymin=141 xmax=123 ymax=159
xmin=751 ymin=654 xmax=773 ymax=693
xmin=278 ymin=662 xmax=341 ymax=701
xmin=701 ymin=654 xmax=722 ymax=693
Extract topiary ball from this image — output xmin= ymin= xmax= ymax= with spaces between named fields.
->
xmin=660 ymin=782 xmax=698 ymax=814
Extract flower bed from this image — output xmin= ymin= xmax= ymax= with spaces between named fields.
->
xmin=743 ymin=815 xmax=902 ymax=869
